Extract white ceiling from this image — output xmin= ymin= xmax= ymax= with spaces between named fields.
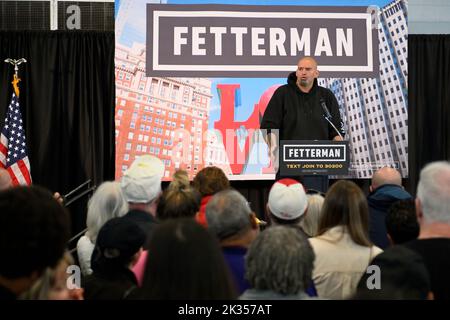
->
xmin=409 ymin=0 xmax=450 ymax=34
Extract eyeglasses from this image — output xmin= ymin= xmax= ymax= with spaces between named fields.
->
xmin=254 ymin=216 xmax=267 ymax=227
xmin=246 ymin=202 xmax=267 ymax=227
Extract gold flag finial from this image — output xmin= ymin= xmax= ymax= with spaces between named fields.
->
xmin=12 ymin=74 xmax=20 ymax=97
xmin=4 ymin=58 xmax=27 ymax=97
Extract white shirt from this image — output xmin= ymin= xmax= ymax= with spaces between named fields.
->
xmin=309 ymin=226 xmax=382 ymax=299
xmin=76 ymin=235 xmax=95 ymax=276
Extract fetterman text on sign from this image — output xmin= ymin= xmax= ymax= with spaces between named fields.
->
xmin=146 ymin=4 xmax=379 ymax=78
xmin=280 ymin=140 xmax=349 ymax=175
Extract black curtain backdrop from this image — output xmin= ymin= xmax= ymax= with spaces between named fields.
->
xmin=0 ymin=31 xmax=115 ymax=237
xmin=408 ymin=34 xmax=450 ymax=194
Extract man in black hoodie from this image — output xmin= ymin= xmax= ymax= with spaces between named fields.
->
xmin=261 ymin=57 xmax=345 ymax=191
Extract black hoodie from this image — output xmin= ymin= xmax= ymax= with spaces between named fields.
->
xmin=260 ymin=72 xmax=345 ymax=141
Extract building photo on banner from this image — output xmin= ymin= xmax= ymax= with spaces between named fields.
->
xmin=114 ymin=0 xmax=408 ymax=181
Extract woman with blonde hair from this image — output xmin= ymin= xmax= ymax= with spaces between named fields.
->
xmin=309 ymin=180 xmax=382 ymax=299
xmin=300 ymin=193 xmax=325 ymax=237
xmin=157 ymin=170 xmax=201 ymax=220
xmin=21 ymin=252 xmax=83 ymax=300
xmin=133 ymin=170 xmax=201 ymax=285
xmin=169 ymin=169 xmax=190 ymax=190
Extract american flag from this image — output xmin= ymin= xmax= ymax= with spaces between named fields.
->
xmin=0 ymin=92 xmax=32 ymax=185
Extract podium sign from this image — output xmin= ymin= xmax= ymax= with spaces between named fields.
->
xmin=280 ymin=140 xmax=349 ymax=175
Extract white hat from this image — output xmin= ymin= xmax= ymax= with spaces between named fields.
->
xmin=268 ymin=178 xmax=308 ymax=220
xmin=120 ymin=155 xmax=165 ymax=203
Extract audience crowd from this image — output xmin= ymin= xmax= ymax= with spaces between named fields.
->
xmin=1 ymin=160 xmax=450 ymax=300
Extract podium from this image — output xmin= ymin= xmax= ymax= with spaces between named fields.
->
xmin=278 ymin=141 xmax=349 ymax=192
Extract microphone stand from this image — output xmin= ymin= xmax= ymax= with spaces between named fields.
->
xmin=324 ymin=115 xmax=344 ymax=140
xmin=320 ymin=98 xmax=344 ymax=141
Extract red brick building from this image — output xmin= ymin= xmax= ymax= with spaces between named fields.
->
xmin=115 ymin=43 xmax=221 ymax=180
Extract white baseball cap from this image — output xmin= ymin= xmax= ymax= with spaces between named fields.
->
xmin=268 ymin=178 xmax=308 ymax=220
xmin=120 ymin=155 xmax=165 ymax=203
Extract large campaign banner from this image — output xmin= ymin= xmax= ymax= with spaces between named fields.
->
xmin=115 ymin=0 xmax=408 ymax=180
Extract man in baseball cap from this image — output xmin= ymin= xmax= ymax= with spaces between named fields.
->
xmin=266 ymin=178 xmax=308 ymax=228
xmin=266 ymin=178 xmax=318 ymax=297
xmin=121 ymin=155 xmax=165 ymax=248
xmin=121 ymin=155 xmax=165 ymax=204
xmin=83 ymin=217 xmax=146 ymax=299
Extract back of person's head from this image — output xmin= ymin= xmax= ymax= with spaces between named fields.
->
xmin=300 ymin=193 xmax=325 ymax=237
xmin=371 ymin=166 xmax=402 ymax=190
xmin=168 ymin=169 xmax=190 ymax=190
xmin=355 ymin=246 xmax=431 ymax=300
xmin=205 ymin=189 xmax=254 ymax=241
xmin=20 ymin=251 xmax=82 ymax=300
xmin=267 ymin=178 xmax=308 ymax=225
xmin=416 ymin=161 xmax=450 ymax=224
xmin=0 ymin=186 xmax=70 ymax=279
xmin=0 ymin=168 xmax=12 ymax=191
xmin=120 ymin=155 xmax=165 ymax=204
xmin=192 ymin=166 xmax=230 ymax=197
xmin=140 ymin=218 xmax=237 ymax=299
xmin=245 ymin=226 xmax=315 ymax=295
xmin=318 ymin=180 xmax=371 ymax=246
xmin=386 ymin=200 xmax=419 ymax=245
xmin=91 ymin=217 xmax=146 ymax=271
xmin=86 ymin=181 xmax=129 ymax=242
xmin=157 ymin=171 xmax=201 ymax=220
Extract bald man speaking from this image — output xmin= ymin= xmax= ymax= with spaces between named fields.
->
xmin=261 ymin=56 xmax=345 ymax=192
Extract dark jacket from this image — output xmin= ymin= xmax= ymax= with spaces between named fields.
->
xmin=260 ymin=73 xmax=345 ymax=140
xmin=83 ymin=266 xmax=138 ymax=300
xmin=368 ymin=184 xmax=412 ymax=249
xmin=123 ymin=209 xmax=158 ymax=249
xmin=404 ymin=238 xmax=450 ymax=300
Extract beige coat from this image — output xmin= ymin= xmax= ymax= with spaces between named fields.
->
xmin=309 ymin=226 xmax=382 ymax=299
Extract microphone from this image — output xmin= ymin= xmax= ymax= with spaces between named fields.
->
xmin=320 ymin=98 xmax=332 ymax=119
xmin=319 ymin=98 xmax=344 ymax=140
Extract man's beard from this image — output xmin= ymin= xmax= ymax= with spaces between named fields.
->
xmin=299 ymin=79 xmax=309 ymax=87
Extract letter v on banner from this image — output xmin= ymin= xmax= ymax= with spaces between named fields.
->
xmin=214 ymin=84 xmax=260 ymax=175
xmin=0 ymin=60 xmax=32 ymax=186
